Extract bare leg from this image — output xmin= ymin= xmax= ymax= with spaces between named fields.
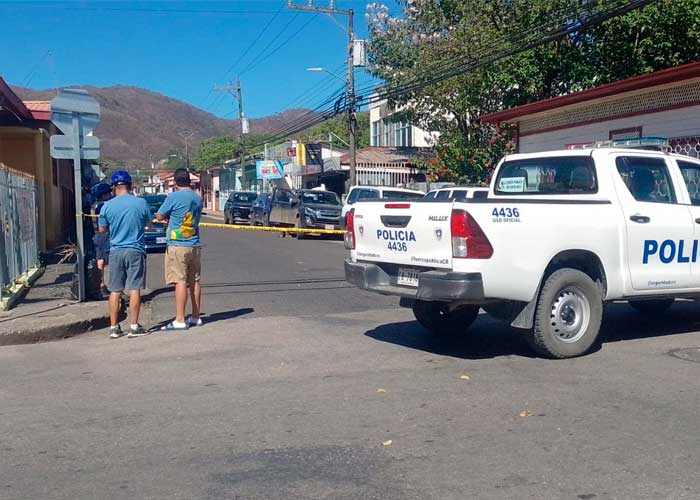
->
xmin=190 ymin=282 xmax=201 ymax=320
xmin=175 ymin=283 xmax=188 ymax=323
xmin=109 ymin=292 xmax=121 ymax=327
xmin=129 ymin=290 xmax=141 ymax=325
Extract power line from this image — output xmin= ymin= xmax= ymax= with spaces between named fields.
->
xmin=0 ymin=3 xmax=298 ymax=15
xmin=239 ymin=13 xmax=319 ymax=76
xmin=221 ymin=2 xmax=287 ymax=79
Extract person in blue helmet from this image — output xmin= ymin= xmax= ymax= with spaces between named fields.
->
xmin=91 ymin=182 xmax=113 ymax=297
xmin=98 ymin=171 xmax=152 ymax=339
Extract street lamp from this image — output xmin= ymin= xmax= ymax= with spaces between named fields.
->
xmin=306 ymin=67 xmax=346 ymax=83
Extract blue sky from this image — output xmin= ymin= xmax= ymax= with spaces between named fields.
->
xmin=0 ymin=0 xmax=400 ymax=118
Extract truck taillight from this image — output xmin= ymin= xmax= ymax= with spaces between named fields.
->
xmin=344 ymin=209 xmax=355 ymax=250
xmin=450 ymin=209 xmax=493 ymax=259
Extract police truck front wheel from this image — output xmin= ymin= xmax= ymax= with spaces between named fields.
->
xmin=529 ymin=269 xmax=603 ymax=359
xmin=412 ymin=300 xmax=479 ymax=336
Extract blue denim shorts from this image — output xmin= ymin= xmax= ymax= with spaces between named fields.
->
xmin=107 ymin=249 xmax=146 ymax=292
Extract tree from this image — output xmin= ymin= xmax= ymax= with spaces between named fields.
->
xmin=366 ymin=0 xmax=700 ymax=182
xmin=191 ymin=134 xmax=268 ymax=171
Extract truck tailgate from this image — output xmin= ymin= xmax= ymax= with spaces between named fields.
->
xmin=352 ymin=201 xmax=453 ymax=269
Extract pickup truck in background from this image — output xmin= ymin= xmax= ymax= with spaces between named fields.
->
xmin=345 ymin=143 xmax=700 ymax=358
xmin=269 ymin=186 xmax=343 ymax=239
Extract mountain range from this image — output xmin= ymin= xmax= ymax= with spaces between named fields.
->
xmin=12 ymin=85 xmax=311 ymax=167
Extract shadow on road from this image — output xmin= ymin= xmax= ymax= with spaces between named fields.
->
xmin=365 ymin=315 xmax=538 ymax=360
xmin=365 ymin=302 xmax=700 ymax=360
xmin=149 ymin=307 xmax=254 ymax=332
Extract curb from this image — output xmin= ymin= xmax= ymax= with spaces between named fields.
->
xmin=0 ymin=301 xmax=126 ymax=347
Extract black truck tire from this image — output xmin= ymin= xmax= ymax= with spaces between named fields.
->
xmin=529 ymin=268 xmax=603 ymax=359
xmin=412 ymin=300 xmax=479 ymax=336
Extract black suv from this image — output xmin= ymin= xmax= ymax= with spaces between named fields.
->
xmin=224 ymin=191 xmax=258 ymax=225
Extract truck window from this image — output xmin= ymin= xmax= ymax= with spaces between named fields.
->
xmin=382 ymin=190 xmax=421 ymax=200
xmin=678 ymin=160 xmax=700 ymax=206
xmin=435 ymin=190 xmax=451 ymax=200
xmin=346 ymin=188 xmax=361 ymax=204
xmin=276 ymin=190 xmax=292 ymax=203
xmin=358 ymin=189 xmax=380 ymax=200
xmin=616 ymin=156 xmax=676 ymax=204
xmin=495 ymin=157 xmax=597 ymax=195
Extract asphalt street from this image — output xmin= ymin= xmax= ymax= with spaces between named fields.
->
xmin=1 ymin=221 xmax=700 ymax=500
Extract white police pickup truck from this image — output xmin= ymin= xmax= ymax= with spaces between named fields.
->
xmin=345 ymin=141 xmax=700 ymax=358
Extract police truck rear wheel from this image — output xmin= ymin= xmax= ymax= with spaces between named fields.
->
xmin=530 ymin=269 xmax=603 ymax=359
xmin=412 ymin=300 xmax=479 ymax=336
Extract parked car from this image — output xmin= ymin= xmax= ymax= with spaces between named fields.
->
xmin=250 ymin=192 xmax=272 ymax=226
xmin=224 ymin=191 xmax=258 ymax=225
xmin=269 ymin=187 xmax=342 ymax=239
xmin=341 ymin=186 xmax=425 ymax=221
xmin=424 ymin=186 xmax=489 ymax=200
xmin=140 ymin=194 xmax=168 ymax=251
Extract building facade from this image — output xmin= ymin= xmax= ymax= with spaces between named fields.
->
xmin=369 ymin=98 xmax=438 ymax=148
xmin=482 ymin=62 xmax=700 ymax=157
xmin=0 ymin=78 xmax=67 ymax=249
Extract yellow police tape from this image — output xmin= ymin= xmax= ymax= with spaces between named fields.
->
xmin=82 ymin=213 xmax=346 ymax=235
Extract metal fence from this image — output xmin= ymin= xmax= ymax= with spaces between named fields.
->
xmin=0 ymin=165 xmax=39 ymax=290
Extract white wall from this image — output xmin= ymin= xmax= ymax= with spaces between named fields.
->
xmin=520 ymin=104 xmax=700 ymax=153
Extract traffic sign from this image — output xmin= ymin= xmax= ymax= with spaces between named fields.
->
xmin=49 ymin=89 xmax=102 ymax=303
xmin=50 ymin=135 xmax=100 ymax=160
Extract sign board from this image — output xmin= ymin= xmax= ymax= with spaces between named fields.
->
xmin=305 ymin=143 xmax=323 ymax=167
xmin=241 ymin=117 xmax=250 ymax=135
xmin=255 ymin=160 xmax=284 ymax=180
xmin=498 ymin=177 xmax=526 ymax=193
xmin=50 ymin=135 xmax=100 ymax=160
xmin=51 ymin=89 xmax=101 ymax=137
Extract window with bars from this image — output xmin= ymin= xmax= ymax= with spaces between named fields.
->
xmin=371 ymin=121 xmax=380 ymax=146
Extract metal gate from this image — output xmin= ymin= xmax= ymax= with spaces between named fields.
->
xmin=0 ymin=165 xmax=39 ymax=290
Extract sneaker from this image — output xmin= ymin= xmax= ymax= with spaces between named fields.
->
xmin=160 ymin=321 xmax=189 ymax=331
xmin=127 ymin=325 xmax=149 ymax=338
xmin=188 ymin=317 xmax=203 ymax=327
xmin=109 ymin=325 xmax=125 ymax=339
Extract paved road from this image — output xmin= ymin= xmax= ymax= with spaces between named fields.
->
xmin=1 ymin=222 xmax=700 ymax=500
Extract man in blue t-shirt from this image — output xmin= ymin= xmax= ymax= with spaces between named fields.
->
xmin=156 ymin=169 xmax=203 ymax=331
xmin=98 ymin=171 xmax=152 ymax=339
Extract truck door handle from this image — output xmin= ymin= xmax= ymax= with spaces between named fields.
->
xmin=630 ymin=215 xmax=650 ymax=224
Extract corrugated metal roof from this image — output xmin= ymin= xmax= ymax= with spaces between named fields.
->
xmin=22 ymin=100 xmax=51 ymax=121
xmin=339 ymin=147 xmax=433 ymax=167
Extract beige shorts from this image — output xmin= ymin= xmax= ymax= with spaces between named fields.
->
xmin=165 ymin=246 xmax=201 ymax=285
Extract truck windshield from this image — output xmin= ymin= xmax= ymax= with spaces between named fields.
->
xmin=232 ymin=192 xmax=257 ymax=203
xmin=495 ymin=156 xmax=597 ymax=195
xmin=302 ymin=192 xmax=340 ymax=205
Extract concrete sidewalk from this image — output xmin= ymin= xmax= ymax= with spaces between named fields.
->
xmin=0 ymin=262 xmax=111 ymax=346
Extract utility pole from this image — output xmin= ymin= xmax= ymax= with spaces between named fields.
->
xmin=215 ymin=80 xmax=249 ymax=188
xmin=177 ymin=130 xmax=195 ymax=170
xmin=288 ymin=1 xmax=356 ymax=187
xmin=214 ymin=80 xmax=247 ymax=140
